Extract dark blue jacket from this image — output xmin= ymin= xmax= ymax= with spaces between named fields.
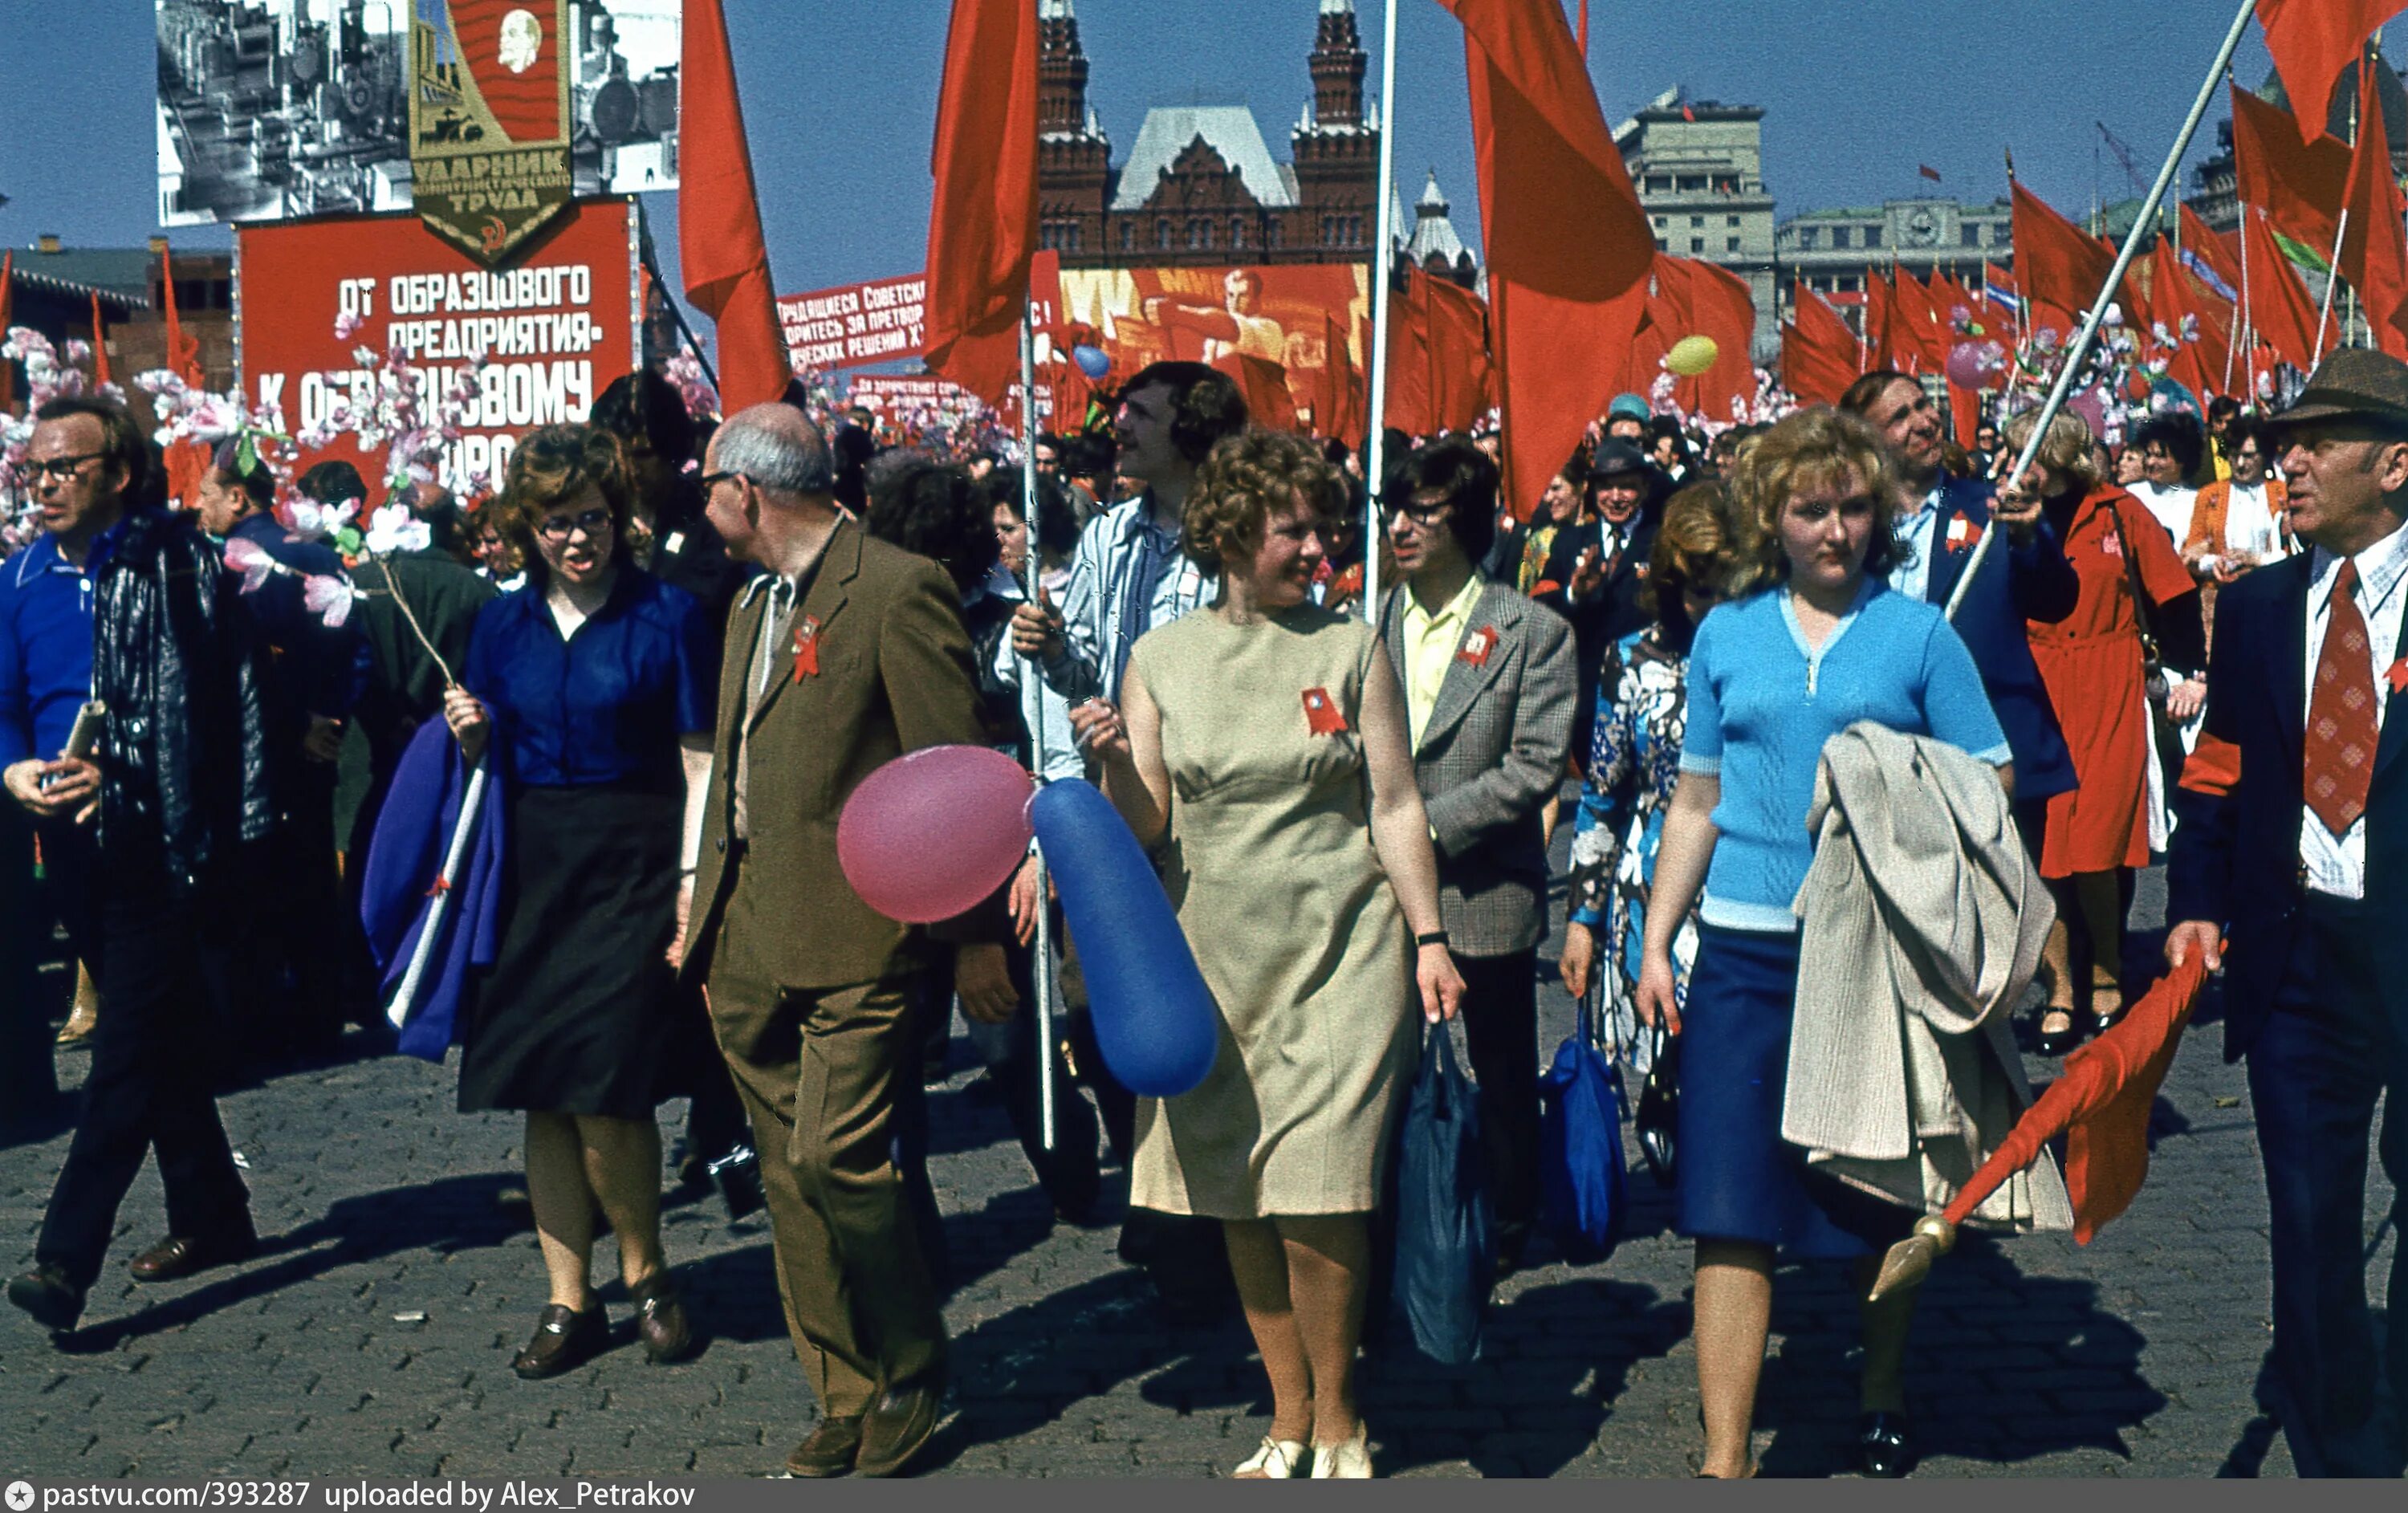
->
xmin=360 ymin=719 xmax=506 ymax=1061
xmin=1918 ymin=474 xmax=2081 ymax=800
xmin=2166 ymin=554 xmax=2408 ymax=1060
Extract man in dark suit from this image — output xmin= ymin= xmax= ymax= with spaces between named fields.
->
xmin=681 ymin=405 xmax=1017 ymax=1478
xmin=2166 ymin=349 xmax=2408 ymax=1478
xmin=1378 ymin=437 xmax=1577 ymax=1268
xmin=1532 ymin=439 xmax=1661 ymax=779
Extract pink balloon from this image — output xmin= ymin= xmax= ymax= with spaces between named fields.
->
xmin=838 ymin=745 xmax=1035 ymax=924
xmin=2064 ymin=386 xmax=2109 ymax=439
xmin=1946 ymin=341 xmax=1991 ymax=392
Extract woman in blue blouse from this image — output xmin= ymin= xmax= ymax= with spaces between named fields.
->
xmin=441 ymin=425 xmax=714 ymax=1381
xmin=1635 ymin=409 xmax=2012 ymax=1480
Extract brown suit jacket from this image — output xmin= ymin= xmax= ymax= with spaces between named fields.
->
xmin=682 ymin=518 xmax=1003 ymax=989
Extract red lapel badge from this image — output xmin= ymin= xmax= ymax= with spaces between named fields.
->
xmin=2386 ymin=657 xmax=2408 ymax=695
xmin=792 ymin=616 xmax=822 ymax=681
xmin=1946 ymin=515 xmax=1983 ymax=552
xmin=2101 ymin=527 xmax=2125 ymax=559
xmin=1458 ymin=625 xmax=1499 ymax=667
xmin=1302 ymin=686 xmax=1348 ymax=735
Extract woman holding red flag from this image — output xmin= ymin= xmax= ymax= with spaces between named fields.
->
xmin=2003 ymin=410 xmax=2204 ymax=1055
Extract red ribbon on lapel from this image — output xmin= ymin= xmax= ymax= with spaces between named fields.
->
xmin=1302 ymin=686 xmax=1348 ymax=735
xmin=2387 ymin=657 xmax=2408 ymax=695
xmin=1458 ymin=625 xmax=1499 ymax=666
xmin=792 ymin=616 xmax=822 ymax=681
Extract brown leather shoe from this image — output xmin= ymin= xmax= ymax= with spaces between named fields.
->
xmin=510 ymin=1304 xmax=609 ymax=1380
xmin=783 ymin=1416 xmax=864 ymax=1478
xmin=853 ymin=1379 xmax=944 ymax=1478
xmin=6 ymin=1264 xmax=85 ymax=1332
xmin=629 ymin=1272 xmax=695 ymax=1364
xmin=128 ymin=1230 xmax=259 ymax=1283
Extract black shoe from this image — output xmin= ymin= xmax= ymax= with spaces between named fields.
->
xmin=128 ymin=1228 xmax=260 ymax=1283
xmin=1857 ymin=1411 xmax=1915 ymax=1478
xmin=854 ymin=1378 xmax=944 ymax=1477
xmin=2035 ymin=1009 xmax=2084 ymax=1057
xmin=510 ymin=1304 xmax=610 ymax=1380
xmin=6 ymin=1264 xmax=84 ymax=1332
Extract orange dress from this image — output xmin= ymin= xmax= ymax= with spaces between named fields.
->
xmin=2026 ymin=486 xmax=2196 ymax=877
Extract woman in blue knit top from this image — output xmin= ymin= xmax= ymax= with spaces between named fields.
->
xmin=1636 ymin=409 xmax=2012 ymax=1479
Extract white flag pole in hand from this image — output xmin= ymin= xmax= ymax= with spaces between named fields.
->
xmin=1019 ymin=301 xmax=1058 ymax=1152
xmin=386 ymin=755 xmax=490 ymax=1031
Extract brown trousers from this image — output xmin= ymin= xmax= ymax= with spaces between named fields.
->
xmin=704 ymin=856 xmax=946 ymax=1417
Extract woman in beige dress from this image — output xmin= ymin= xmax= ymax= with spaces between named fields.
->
xmin=1074 ymin=429 xmax=1464 ymax=1479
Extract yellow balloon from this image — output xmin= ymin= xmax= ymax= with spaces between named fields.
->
xmin=1666 ymin=335 xmax=1720 ymax=377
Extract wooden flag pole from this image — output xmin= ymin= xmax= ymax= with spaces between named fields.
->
xmin=1946 ymin=0 xmax=2258 ymax=624
xmin=1361 ymin=0 xmax=1401 ymax=623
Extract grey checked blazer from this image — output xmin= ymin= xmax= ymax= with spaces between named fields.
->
xmin=1377 ymin=579 xmax=1578 ymax=958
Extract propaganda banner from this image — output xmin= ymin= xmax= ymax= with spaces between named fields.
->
xmin=778 ymin=276 xmax=929 ymax=372
xmin=238 ymin=199 xmax=639 ymax=492
xmin=845 ymin=374 xmax=984 ymax=421
xmin=1056 ymin=264 xmax=1368 ymax=432
xmin=409 ymin=1 xmax=576 ymax=264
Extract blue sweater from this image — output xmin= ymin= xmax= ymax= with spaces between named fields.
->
xmin=1679 ymin=580 xmax=2010 ymax=933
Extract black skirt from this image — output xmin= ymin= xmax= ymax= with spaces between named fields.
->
xmin=458 ymin=781 xmax=683 ymax=1118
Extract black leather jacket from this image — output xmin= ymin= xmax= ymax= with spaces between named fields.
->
xmin=91 ymin=508 xmax=275 ymax=889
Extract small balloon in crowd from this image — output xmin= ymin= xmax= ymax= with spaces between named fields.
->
xmin=837 ymin=745 xmax=1034 ymax=924
xmin=1946 ymin=341 xmax=2000 ymax=392
xmin=1073 ymin=344 xmax=1112 ymax=381
xmin=2065 ymin=384 xmax=2110 ymax=438
xmin=1031 ymin=779 xmax=1220 ymax=1098
xmin=1665 ymin=336 xmax=1719 ymax=377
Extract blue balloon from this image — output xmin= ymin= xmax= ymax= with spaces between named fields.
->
xmin=1030 ymin=779 xmax=1219 ymax=1097
xmin=1073 ymin=344 xmax=1112 ymax=380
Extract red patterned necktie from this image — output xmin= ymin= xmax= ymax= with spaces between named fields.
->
xmin=2305 ymin=560 xmax=2378 ymax=832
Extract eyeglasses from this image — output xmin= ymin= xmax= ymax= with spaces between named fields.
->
xmin=536 ymin=507 xmax=613 ymax=541
xmin=1385 ymin=499 xmax=1452 ymax=528
xmin=23 ymin=453 xmax=104 ymax=484
xmin=696 ymin=470 xmax=743 ymax=493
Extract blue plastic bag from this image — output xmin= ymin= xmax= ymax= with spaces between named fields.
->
xmin=1391 ymin=1023 xmax=1494 ymax=1365
xmin=1539 ymin=989 xmax=1628 ymax=1264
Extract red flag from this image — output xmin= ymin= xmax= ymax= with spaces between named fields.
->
xmin=922 ymin=0 xmax=1039 ymax=410
xmin=2229 ymin=84 xmax=2350 ymax=254
xmin=2256 ymin=1 xmax=2408 ymax=143
xmin=160 ymin=247 xmax=203 ymax=385
xmin=1214 ymin=352 xmax=1299 ymax=433
xmin=87 ymin=293 xmax=112 ymax=389
xmin=1781 ymin=281 xmax=1861 ymax=407
xmin=1576 ymin=0 xmax=1588 ymax=56
xmin=1385 ymin=264 xmax=1494 ymax=438
xmin=1649 ymin=255 xmax=1757 ymax=423
xmin=1918 ymin=164 xmax=1943 ymax=183
xmin=1321 ymin=311 xmax=1365 ymax=446
xmin=2242 ymin=203 xmax=2329 ymax=372
xmin=1440 ymin=0 xmax=1653 ymax=519
xmin=2011 ymin=178 xmax=2124 ymax=341
xmin=1891 ymin=268 xmax=1951 ymax=373
xmin=2338 ymin=59 xmax=2408 ymax=358
xmin=681 ymin=0 xmax=792 ymax=413
xmin=2179 ymin=203 xmax=2247 ymax=299
xmin=2138 ymin=235 xmax=2233 ymax=401
xmin=1859 ymin=268 xmax=1901 ymax=371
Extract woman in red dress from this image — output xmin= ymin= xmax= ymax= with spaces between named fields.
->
xmin=2004 ymin=411 xmax=2204 ymax=1054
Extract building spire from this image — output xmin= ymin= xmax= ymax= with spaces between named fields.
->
xmin=1310 ymin=0 xmax=1366 ymax=127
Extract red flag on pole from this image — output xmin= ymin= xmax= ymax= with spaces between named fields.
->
xmin=1576 ymin=0 xmax=1588 ymax=57
xmin=1439 ymin=0 xmax=1653 ymax=520
xmin=2139 ymin=235 xmax=2234 ymax=401
xmin=2178 ymin=203 xmax=2247 ymax=299
xmin=2338 ymin=56 xmax=2408 ymax=358
xmin=2242 ymin=204 xmax=2329 ymax=372
xmin=2229 ymin=84 xmax=2350 ymax=253
xmin=1322 ymin=311 xmax=1365 ymax=446
xmin=87 ymin=293 xmax=112 ymax=389
xmin=922 ymin=0 xmax=1039 ymax=410
xmin=1780 ymin=281 xmax=1860 ymax=406
xmin=680 ymin=0 xmax=793 ymax=413
xmin=2255 ymin=1 xmax=2408 ymax=143
xmin=1385 ymin=264 xmax=1494 ymax=439
xmin=2011 ymin=178 xmax=2125 ymax=341
xmin=1648 ymin=256 xmax=1757 ymax=423
xmin=160 ymin=247 xmax=203 ymax=385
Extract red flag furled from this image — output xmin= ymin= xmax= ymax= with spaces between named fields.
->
xmin=2338 ymin=58 xmax=2408 ymax=358
xmin=1385 ymin=265 xmax=1494 ymax=439
xmin=1780 ymin=280 xmax=1861 ymax=407
xmin=681 ymin=0 xmax=792 ymax=413
xmin=2011 ymin=178 xmax=2124 ymax=342
xmin=2242 ymin=204 xmax=2330 ymax=373
xmin=1441 ymin=0 xmax=1655 ymax=519
xmin=1860 ymin=268 xmax=1900 ymax=372
xmin=2229 ymin=84 xmax=2350 ymax=255
xmin=2256 ymin=1 xmax=2408 ymax=143
xmin=87 ymin=293 xmax=112 ymax=389
xmin=157 ymin=249 xmax=211 ymax=511
xmin=922 ymin=0 xmax=1040 ymax=410
xmin=1320 ymin=311 xmax=1365 ymax=446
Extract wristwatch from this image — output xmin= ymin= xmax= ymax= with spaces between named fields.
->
xmin=1415 ymin=930 xmax=1451 ymax=949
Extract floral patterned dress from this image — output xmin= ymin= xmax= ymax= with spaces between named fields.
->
xmin=1567 ymin=628 xmax=1698 ymax=1072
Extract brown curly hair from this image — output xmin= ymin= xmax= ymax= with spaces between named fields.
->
xmin=1648 ymin=482 xmax=1742 ymax=651
xmin=1725 ymin=406 xmax=1907 ymax=596
xmin=486 ymin=423 xmax=637 ymax=584
xmin=1182 ymin=429 xmax=1348 ymax=576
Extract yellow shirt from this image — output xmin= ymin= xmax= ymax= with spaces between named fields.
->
xmin=1401 ymin=573 xmax=1486 ymax=750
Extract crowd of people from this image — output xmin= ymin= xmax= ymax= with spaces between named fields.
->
xmin=0 ymin=340 xmax=2402 ymax=1480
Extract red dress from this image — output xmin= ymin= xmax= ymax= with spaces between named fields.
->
xmin=2026 ymin=486 xmax=2195 ymax=877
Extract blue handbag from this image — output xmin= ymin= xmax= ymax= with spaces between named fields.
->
xmin=1391 ymin=1022 xmax=1494 ymax=1365
xmin=1539 ymin=985 xmax=1629 ymax=1264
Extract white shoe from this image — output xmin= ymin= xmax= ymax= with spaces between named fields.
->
xmin=1234 ymin=1436 xmax=1310 ymax=1478
xmin=1308 ymin=1426 xmax=1373 ymax=1478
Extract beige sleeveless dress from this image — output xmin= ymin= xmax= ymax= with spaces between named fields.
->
xmin=1126 ymin=603 xmax=1418 ymax=1218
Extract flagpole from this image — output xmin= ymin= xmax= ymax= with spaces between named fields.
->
xmin=1361 ymin=0 xmax=1401 ymax=624
xmin=2313 ymin=210 xmax=2350 ymax=365
xmin=1017 ymin=305 xmax=1057 ymax=1153
xmin=1946 ymin=0 xmax=2257 ymax=624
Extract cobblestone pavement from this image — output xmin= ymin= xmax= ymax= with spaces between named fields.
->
xmin=0 ymin=859 xmax=2392 ymax=1479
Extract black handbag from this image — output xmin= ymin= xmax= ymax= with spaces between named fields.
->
xmin=1633 ymin=1021 xmax=1678 ymax=1187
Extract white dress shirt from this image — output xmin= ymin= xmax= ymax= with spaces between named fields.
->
xmin=1886 ymin=486 xmax=1943 ymax=604
xmin=2300 ymin=515 xmax=2408 ymax=899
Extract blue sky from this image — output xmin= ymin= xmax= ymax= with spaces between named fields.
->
xmin=0 ymin=2 xmax=2307 ymax=318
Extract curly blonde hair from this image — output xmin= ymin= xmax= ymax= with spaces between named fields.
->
xmin=1725 ymin=406 xmax=1907 ymax=596
xmin=2003 ymin=407 xmax=2104 ymax=494
xmin=486 ymin=423 xmax=637 ymax=584
xmin=1182 ymin=429 xmax=1348 ymax=576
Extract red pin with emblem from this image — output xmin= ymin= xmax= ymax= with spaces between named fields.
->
xmin=2387 ymin=657 xmax=2408 ymax=695
xmin=793 ymin=616 xmax=822 ymax=681
xmin=1458 ymin=626 xmax=1499 ymax=666
xmin=1302 ymin=686 xmax=1348 ymax=735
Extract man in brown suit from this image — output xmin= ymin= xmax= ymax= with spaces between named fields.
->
xmin=680 ymin=405 xmax=1018 ymax=1478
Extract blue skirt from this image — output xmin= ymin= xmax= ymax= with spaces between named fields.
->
xmin=1674 ymin=925 xmax=1916 ymax=1260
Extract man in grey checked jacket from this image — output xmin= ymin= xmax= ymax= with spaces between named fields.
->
xmin=1378 ymin=437 xmax=1579 ymax=1269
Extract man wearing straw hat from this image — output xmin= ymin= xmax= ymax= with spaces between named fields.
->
xmin=2167 ymin=348 xmax=2408 ymax=1478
